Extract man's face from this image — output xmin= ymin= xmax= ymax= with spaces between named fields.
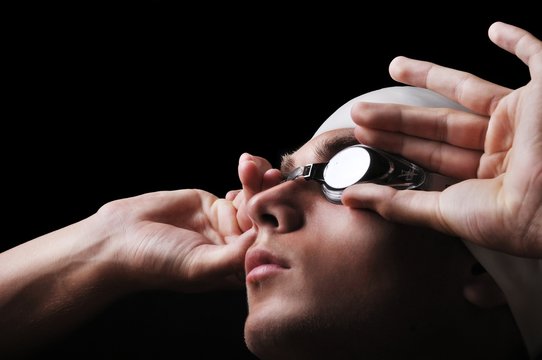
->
xmin=243 ymin=129 xmax=474 ymax=359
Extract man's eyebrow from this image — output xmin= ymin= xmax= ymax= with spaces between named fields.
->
xmin=280 ymin=152 xmax=296 ymax=175
xmin=280 ymin=133 xmax=359 ymax=175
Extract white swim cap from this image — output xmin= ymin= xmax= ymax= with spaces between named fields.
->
xmin=314 ymin=86 xmax=542 ymax=359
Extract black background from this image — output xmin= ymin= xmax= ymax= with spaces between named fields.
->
xmin=3 ymin=4 xmax=541 ymax=359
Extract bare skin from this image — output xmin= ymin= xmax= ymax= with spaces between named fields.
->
xmin=0 ymin=189 xmax=255 ymax=357
xmin=342 ymin=22 xmax=542 ymax=258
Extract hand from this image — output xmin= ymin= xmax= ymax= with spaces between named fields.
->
xmin=0 ymin=189 xmax=256 ymax=355
xmin=226 ymin=153 xmax=283 ymax=231
xmin=100 ymin=189 xmax=256 ymax=292
xmin=342 ymin=21 xmax=542 ymax=258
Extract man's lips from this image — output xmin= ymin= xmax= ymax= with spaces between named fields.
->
xmin=245 ymin=248 xmax=290 ymax=283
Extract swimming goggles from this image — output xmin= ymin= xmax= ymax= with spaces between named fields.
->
xmin=283 ymin=144 xmax=458 ymax=204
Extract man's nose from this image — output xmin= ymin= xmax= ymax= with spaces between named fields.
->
xmin=245 ymin=179 xmax=306 ymax=233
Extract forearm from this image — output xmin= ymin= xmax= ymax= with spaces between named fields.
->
xmin=0 ymin=214 xmax=129 ymax=356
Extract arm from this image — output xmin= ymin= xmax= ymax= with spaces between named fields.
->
xmin=0 ymin=189 xmax=255 ymax=357
xmin=0 ymin=216 xmax=123 ymax=355
xmin=342 ymin=21 xmax=542 ymax=258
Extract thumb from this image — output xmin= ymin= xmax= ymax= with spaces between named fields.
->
xmin=342 ymin=184 xmax=452 ymax=234
xmin=183 ymin=229 xmax=256 ymax=292
xmin=206 ymin=228 xmax=256 ymax=276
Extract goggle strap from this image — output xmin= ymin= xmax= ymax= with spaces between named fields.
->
xmin=285 ymin=163 xmax=327 ymax=182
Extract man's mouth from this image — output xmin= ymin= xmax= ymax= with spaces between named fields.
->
xmin=245 ymin=248 xmax=290 ymax=283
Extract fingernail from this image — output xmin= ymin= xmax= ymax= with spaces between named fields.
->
xmin=239 ymin=152 xmax=252 ymax=163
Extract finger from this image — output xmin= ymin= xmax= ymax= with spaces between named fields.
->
xmin=354 ymin=126 xmax=482 ymax=179
xmin=182 ymin=229 xmax=257 ymax=292
xmin=238 ymin=153 xmax=274 ymax=197
xmin=351 ymin=102 xmax=488 ymax=150
xmin=488 ymin=21 xmax=542 ymax=76
xmin=342 ymin=180 xmax=535 ymax=256
xmin=225 ymin=189 xmax=241 ymax=201
xmin=240 ymin=153 xmax=274 ymax=170
xmin=238 ymin=155 xmax=264 ymax=198
xmin=232 ymin=189 xmax=245 ymax=210
xmin=341 ymin=184 xmax=454 ymax=234
xmin=210 ymin=198 xmax=242 ymax=238
xmin=487 ymin=23 xmax=542 ymax=215
xmin=234 ymin=198 xmax=253 ymax=233
xmin=200 ymin=228 xmax=256 ymax=276
xmin=389 ymin=56 xmax=511 ymax=115
xmin=262 ymin=168 xmax=283 ymax=190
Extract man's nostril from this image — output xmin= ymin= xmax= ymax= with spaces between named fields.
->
xmin=261 ymin=214 xmax=279 ymax=228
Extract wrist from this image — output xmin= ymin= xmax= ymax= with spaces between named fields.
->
xmin=75 ymin=211 xmax=142 ymax=297
xmin=30 ymin=213 xmax=135 ymax=301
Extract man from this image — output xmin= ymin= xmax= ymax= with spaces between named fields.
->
xmin=233 ymin=21 xmax=541 ymax=359
xmin=235 ymin=88 xmax=531 ymax=359
xmin=1 ymin=21 xmax=540 ymax=359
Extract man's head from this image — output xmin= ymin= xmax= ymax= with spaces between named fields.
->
xmin=242 ymin=87 xmax=528 ymax=359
